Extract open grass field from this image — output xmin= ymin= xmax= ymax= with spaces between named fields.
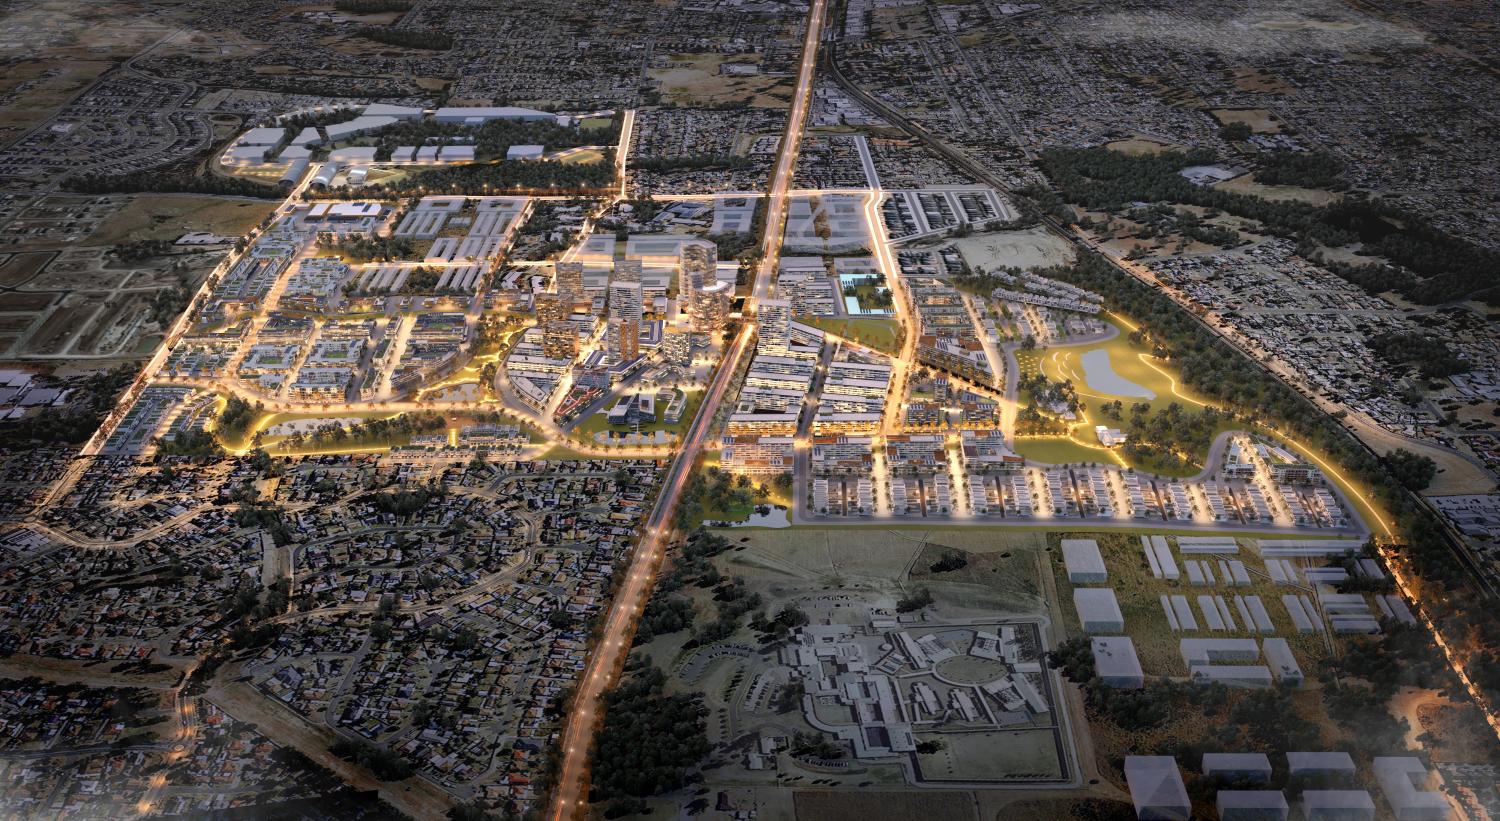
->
xmin=1209 ymin=108 xmax=1282 ymax=133
xmin=1046 ymin=530 xmax=1339 ymax=678
xmin=1104 ymin=138 xmax=1181 ymax=156
xmin=798 ymin=315 xmax=902 ymax=355
xmin=716 ymin=528 xmax=1047 ymax=616
xmin=537 ymin=443 xmax=608 ymax=461
xmin=915 ymin=728 xmax=1063 ymax=781
xmin=1014 ymin=435 xmax=1118 ymax=467
xmin=87 ymin=195 xmax=276 ymax=246
xmin=794 ymin=790 xmax=978 ymax=821
xmin=577 ymin=388 xmax=703 ymax=439
xmin=558 ymin=148 xmax=606 ymax=165
xmin=1022 ymin=314 xmax=1230 ymax=476
xmin=1214 ymin=174 xmax=1343 ymax=206
xmin=648 ymin=53 xmax=793 ymax=108
xmin=908 ymin=536 xmax=1046 ymax=616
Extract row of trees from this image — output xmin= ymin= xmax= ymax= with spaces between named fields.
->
xmin=316 ymin=231 xmax=416 ymax=263
xmin=331 ymin=159 xmax=614 ymax=198
xmin=1036 ymin=147 xmax=1499 ymax=305
xmin=1036 ymin=248 xmax=1500 ymax=706
xmin=276 ymin=411 xmax=446 ymax=451
xmin=632 ymin=154 xmax=751 ymax=172
xmin=64 ymin=171 xmax=281 ymax=199
xmin=1254 ymin=150 xmax=1348 ymax=190
xmin=355 ymin=26 xmax=453 ymax=50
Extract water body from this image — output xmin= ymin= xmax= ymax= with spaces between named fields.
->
xmin=725 ymin=506 xmax=791 ymax=529
xmin=1080 ymin=348 xmax=1155 ymax=399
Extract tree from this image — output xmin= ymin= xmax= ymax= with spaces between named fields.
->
xmin=896 ymin=587 xmax=934 ymax=613
xmin=547 ymin=608 xmax=574 ymax=631
xmin=774 ymin=605 xmax=809 ymax=629
xmin=589 ymin=658 xmax=710 ymax=801
xmin=1383 ymin=449 xmax=1436 ymax=491
xmin=1218 ymin=121 xmax=1252 ymax=142
xmin=330 ymin=738 xmax=414 ymax=781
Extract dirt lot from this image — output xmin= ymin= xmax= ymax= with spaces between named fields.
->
xmin=86 ymin=195 xmax=276 ymax=246
xmin=0 ymin=653 xmax=184 ymax=689
xmin=1210 ymin=108 xmax=1282 ymax=134
xmin=0 ymin=251 xmax=57 ymax=287
xmin=649 ymin=53 xmax=794 ymax=108
xmin=0 ymin=291 xmax=59 ymax=312
xmin=1104 ymin=138 xmax=1180 ymax=156
xmin=950 ymin=227 xmax=1078 ymax=271
xmin=26 ymin=298 xmax=98 ymax=355
xmin=209 ymin=679 xmax=455 ymax=819
xmin=1232 ymin=68 xmax=1297 ymax=94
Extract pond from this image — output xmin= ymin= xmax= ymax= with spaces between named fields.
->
xmin=1080 ymin=348 xmax=1155 ymax=399
xmin=718 ymin=505 xmax=791 ymax=529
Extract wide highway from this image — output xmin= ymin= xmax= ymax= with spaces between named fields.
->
xmin=547 ymin=0 xmax=828 ymax=816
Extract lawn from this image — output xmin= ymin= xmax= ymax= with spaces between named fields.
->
xmin=798 ymin=315 xmax=902 ymax=355
xmin=647 ymin=53 xmax=791 ymax=108
xmin=1013 ymin=435 xmax=1120 ymax=468
xmin=579 ymin=116 xmax=615 ymax=131
xmin=576 ymin=389 xmax=703 ymax=439
xmin=1023 ymin=314 xmax=1225 ymax=475
xmin=1035 ymin=316 xmax=1212 ymax=416
xmin=1045 ymin=531 xmax=1338 ymax=680
xmin=692 ymin=474 xmax=793 ymax=529
xmin=538 ymin=444 xmax=601 ymax=461
xmin=221 ymin=409 xmax=404 ymax=453
xmin=558 ymin=148 xmax=606 ymax=165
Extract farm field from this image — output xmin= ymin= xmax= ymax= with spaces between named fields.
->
xmin=0 ymin=251 xmax=56 ymax=287
xmin=86 ymin=195 xmax=277 ymax=246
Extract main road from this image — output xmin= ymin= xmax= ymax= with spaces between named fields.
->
xmin=547 ymin=0 xmax=828 ymax=816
